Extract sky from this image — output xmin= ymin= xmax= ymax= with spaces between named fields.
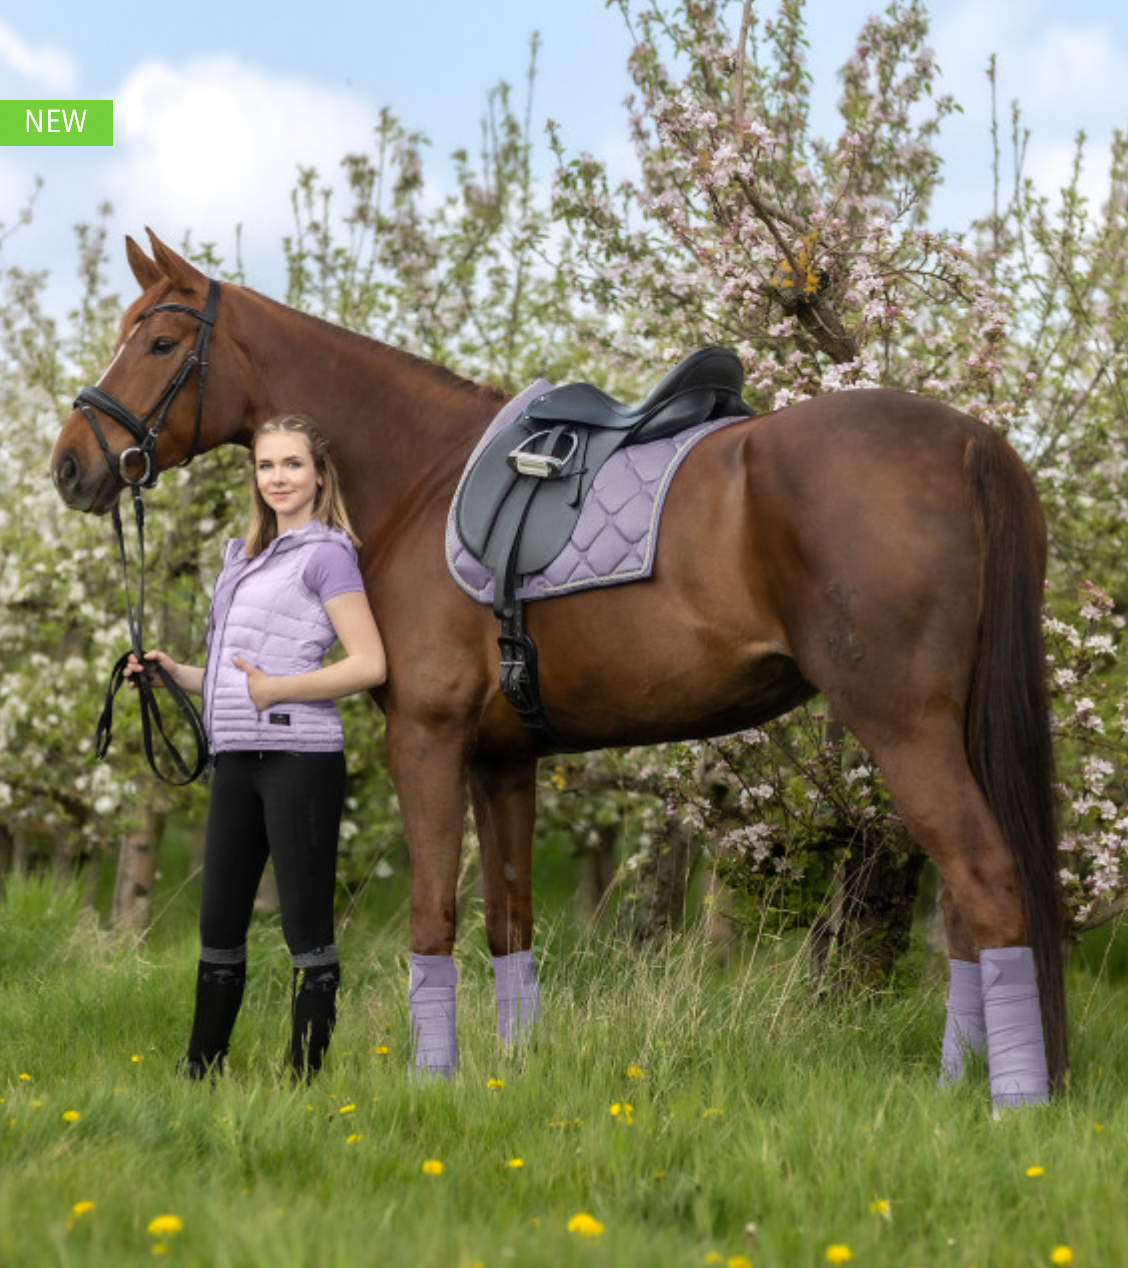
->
xmin=1 ymin=0 xmax=1126 ymax=319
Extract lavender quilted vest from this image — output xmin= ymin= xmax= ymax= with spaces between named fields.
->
xmin=202 ymin=520 xmax=357 ymax=753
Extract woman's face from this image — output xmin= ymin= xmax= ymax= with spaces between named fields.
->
xmin=254 ymin=430 xmax=321 ymax=530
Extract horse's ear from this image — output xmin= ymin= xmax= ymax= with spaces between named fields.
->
xmin=125 ymin=235 xmax=163 ymax=291
xmin=146 ymin=227 xmax=207 ymax=293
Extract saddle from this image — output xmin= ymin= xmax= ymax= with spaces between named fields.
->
xmin=457 ymin=346 xmax=748 ymax=622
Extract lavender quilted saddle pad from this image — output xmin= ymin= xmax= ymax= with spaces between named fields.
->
xmin=445 ymin=379 xmax=750 ymax=607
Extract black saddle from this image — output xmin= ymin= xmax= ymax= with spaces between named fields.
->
xmin=457 ymin=346 xmax=748 ymax=621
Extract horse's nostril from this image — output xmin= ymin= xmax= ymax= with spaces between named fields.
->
xmin=56 ymin=452 xmax=79 ymax=490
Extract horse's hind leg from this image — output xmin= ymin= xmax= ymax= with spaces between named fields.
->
xmin=938 ymin=887 xmax=986 ymax=1084
xmin=470 ymin=755 xmax=541 ymax=1042
xmin=843 ymin=716 xmax=1050 ymax=1106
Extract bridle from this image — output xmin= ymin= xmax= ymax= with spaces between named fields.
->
xmin=74 ymin=277 xmax=219 ymax=490
xmin=73 ymin=278 xmax=220 ymax=786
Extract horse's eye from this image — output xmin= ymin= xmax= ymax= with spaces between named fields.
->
xmin=150 ymin=336 xmax=177 ymax=355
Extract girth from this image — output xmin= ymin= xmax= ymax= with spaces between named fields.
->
xmin=455 ymin=347 xmax=748 ymax=747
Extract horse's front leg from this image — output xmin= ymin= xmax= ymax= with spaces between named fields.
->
xmin=469 ymin=754 xmax=540 ymax=1043
xmin=386 ymin=715 xmax=470 ymax=1077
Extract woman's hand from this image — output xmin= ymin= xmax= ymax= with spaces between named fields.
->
xmin=124 ymin=649 xmax=202 ymax=694
xmin=233 ymin=656 xmax=277 ymax=712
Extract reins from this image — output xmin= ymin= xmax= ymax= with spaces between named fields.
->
xmin=76 ymin=279 xmax=220 ymax=786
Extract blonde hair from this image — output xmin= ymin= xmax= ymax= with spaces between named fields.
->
xmin=245 ymin=414 xmax=361 ymax=557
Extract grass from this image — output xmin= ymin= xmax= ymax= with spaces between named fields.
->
xmin=2 ymin=874 xmax=1127 ymax=1268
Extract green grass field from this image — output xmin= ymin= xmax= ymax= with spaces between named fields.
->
xmin=2 ymin=874 xmax=1126 ymax=1268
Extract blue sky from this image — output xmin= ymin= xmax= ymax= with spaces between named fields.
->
xmin=2 ymin=0 xmax=1126 ymax=317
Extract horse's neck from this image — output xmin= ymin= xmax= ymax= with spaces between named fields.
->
xmin=233 ymin=292 xmax=503 ymax=544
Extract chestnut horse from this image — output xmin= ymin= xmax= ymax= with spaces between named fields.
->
xmin=51 ymin=233 xmax=1065 ymax=1106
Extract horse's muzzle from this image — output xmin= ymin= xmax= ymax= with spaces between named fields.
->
xmin=50 ymin=445 xmax=118 ymax=514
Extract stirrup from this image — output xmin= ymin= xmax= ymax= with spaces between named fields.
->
xmin=506 ymin=428 xmax=578 ymax=479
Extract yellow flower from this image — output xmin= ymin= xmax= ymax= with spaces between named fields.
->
xmin=146 ymin=1214 xmax=184 ymax=1238
xmin=869 ymin=1198 xmax=890 ymax=1217
xmin=1093 ymin=1122 xmax=1105 ymax=1133
xmin=567 ymin=1212 xmax=605 ymax=1238
xmin=1026 ymin=1165 xmax=1046 ymax=1178
xmin=71 ymin=1201 xmax=95 ymax=1218
xmin=18 ymin=1073 xmax=31 ymax=1082
xmin=702 ymin=1106 xmax=724 ymax=1120
xmin=131 ymin=1054 xmax=144 ymax=1064
xmin=626 ymin=1065 xmax=645 ymax=1079
xmin=422 ymin=1159 xmax=444 ymax=1176
xmin=551 ymin=766 xmax=567 ymax=791
xmin=345 ymin=1133 xmax=362 ymax=1145
xmin=825 ymin=1246 xmax=853 ymax=1265
xmin=507 ymin=1158 xmax=524 ymax=1169
xmin=62 ymin=1110 xmax=82 ymax=1123
xmin=487 ymin=1078 xmax=505 ymax=1090
xmin=728 ymin=1257 xmax=753 ymax=1268
xmin=373 ymin=1045 xmax=390 ymax=1056
xmin=1050 ymin=1249 xmax=1073 ymax=1266
xmin=338 ymin=1103 xmax=356 ymax=1115
xmin=610 ymin=1101 xmax=634 ymax=1124
xmin=704 ymin=1255 xmax=724 ymax=1265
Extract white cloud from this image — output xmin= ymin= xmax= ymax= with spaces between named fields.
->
xmin=98 ymin=55 xmax=379 ymax=276
xmin=0 ymin=20 xmax=78 ymax=93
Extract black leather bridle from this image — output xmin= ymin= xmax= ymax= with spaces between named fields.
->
xmin=73 ymin=278 xmax=220 ymax=786
xmin=74 ymin=277 xmax=219 ymax=490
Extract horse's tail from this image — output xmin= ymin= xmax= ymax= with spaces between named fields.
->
xmin=963 ymin=428 xmax=1067 ymax=1092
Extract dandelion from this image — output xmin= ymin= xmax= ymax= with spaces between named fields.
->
xmin=728 ymin=1257 xmax=752 ymax=1268
xmin=422 ymin=1159 xmax=444 ymax=1176
xmin=506 ymin=1158 xmax=524 ymax=1169
xmin=131 ymin=1054 xmax=144 ymax=1064
xmin=825 ymin=1246 xmax=853 ymax=1265
xmin=18 ymin=1073 xmax=31 ymax=1082
xmin=567 ymin=1212 xmax=605 ymax=1238
xmin=71 ymin=1201 xmax=95 ymax=1218
xmin=373 ymin=1046 xmax=390 ymax=1057
xmin=610 ymin=1102 xmax=635 ymax=1124
xmin=345 ymin=1133 xmax=362 ymax=1145
xmin=869 ymin=1198 xmax=890 ymax=1217
xmin=62 ymin=1110 xmax=82 ymax=1123
xmin=1026 ymin=1165 xmax=1046 ymax=1178
xmin=338 ymin=1104 xmax=356 ymax=1115
xmin=1050 ymin=1248 xmax=1073 ymax=1266
xmin=626 ymin=1065 xmax=645 ymax=1079
xmin=147 ymin=1214 xmax=183 ymax=1239
xmin=704 ymin=1255 xmax=724 ymax=1265
xmin=487 ymin=1079 xmax=505 ymax=1090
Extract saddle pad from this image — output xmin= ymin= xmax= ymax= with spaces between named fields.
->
xmin=446 ymin=380 xmax=749 ymax=606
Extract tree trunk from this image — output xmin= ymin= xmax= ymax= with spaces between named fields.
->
xmin=616 ymin=816 xmax=702 ymax=942
xmin=111 ymin=808 xmax=165 ymax=932
xmin=575 ymin=822 xmax=617 ymax=926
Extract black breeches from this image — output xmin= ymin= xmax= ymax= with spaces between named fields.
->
xmin=199 ymin=750 xmax=346 ymax=957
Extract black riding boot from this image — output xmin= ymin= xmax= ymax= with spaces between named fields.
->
xmin=181 ymin=953 xmax=247 ymax=1080
xmin=289 ymin=961 xmax=340 ymax=1080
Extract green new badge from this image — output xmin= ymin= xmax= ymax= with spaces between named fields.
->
xmin=0 ymin=100 xmax=113 ymax=146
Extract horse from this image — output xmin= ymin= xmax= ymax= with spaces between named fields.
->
xmin=51 ymin=231 xmax=1065 ymax=1107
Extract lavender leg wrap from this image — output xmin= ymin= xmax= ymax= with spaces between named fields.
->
xmin=981 ymin=946 xmax=1049 ymax=1108
xmin=409 ymin=953 xmax=458 ymax=1077
xmin=492 ymin=950 xmax=541 ymax=1042
xmin=939 ymin=958 xmax=986 ymax=1084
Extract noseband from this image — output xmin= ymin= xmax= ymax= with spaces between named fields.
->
xmin=76 ymin=278 xmax=220 ymax=787
xmin=74 ymin=277 xmax=219 ymax=489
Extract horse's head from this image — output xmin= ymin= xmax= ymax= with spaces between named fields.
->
xmin=51 ymin=230 xmax=238 ymax=514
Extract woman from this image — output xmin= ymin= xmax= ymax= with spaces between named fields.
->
xmin=128 ymin=414 xmax=386 ymax=1079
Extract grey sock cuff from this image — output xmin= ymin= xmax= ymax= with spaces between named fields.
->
xmin=293 ymin=944 xmax=340 ymax=970
xmin=200 ymin=944 xmax=248 ymax=965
